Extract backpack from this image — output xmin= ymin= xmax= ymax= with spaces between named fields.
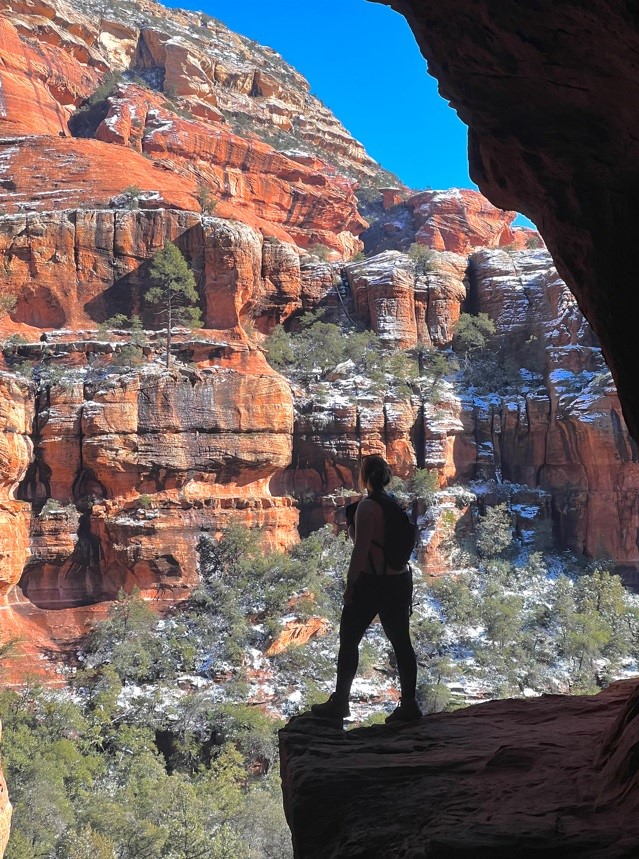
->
xmin=345 ymin=493 xmax=417 ymax=573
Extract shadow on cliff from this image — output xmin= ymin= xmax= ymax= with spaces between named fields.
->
xmin=83 ymin=224 xmax=205 ymax=324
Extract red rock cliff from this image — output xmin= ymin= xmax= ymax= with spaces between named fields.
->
xmin=290 ymin=245 xmax=639 ymax=574
xmin=0 ymin=0 xmax=373 ymax=257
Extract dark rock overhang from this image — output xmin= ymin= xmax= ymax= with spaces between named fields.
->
xmin=280 ymin=680 xmax=639 ymax=857
xmin=375 ymin=0 xmax=639 ymax=440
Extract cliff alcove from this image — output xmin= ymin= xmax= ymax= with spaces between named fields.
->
xmin=3 ymin=0 xmax=639 ymax=855
xmin=280 ymin=2 xmax=639 ymax=856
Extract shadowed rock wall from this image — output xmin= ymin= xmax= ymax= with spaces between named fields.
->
xmin=380 ymin=0 xmax=639 ymax=442
xmin=280 ymin=679 xmax=639 ymax=857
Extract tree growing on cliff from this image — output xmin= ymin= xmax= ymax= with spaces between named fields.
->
xmin=408 ymin=243 xmax=437 ymax=275
xmin=475 ymin=503 xmax=514 ymax=558
xmin=0 ymin=289 xmax=17 ymax=319
xmin=145 ymin=244 xmax=202 ymax=368
xmin=452 ymin=312 xmax=496 ymax=360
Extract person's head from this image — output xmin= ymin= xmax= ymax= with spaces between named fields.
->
xmin=360 ymin=454 xmax=391 ymax=493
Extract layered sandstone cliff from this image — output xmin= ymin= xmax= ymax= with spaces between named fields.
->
xmin=0 ymin=373 xmax=33 ymax=602
xmin=0 ymin=208 xmax=318 ymax=332
xmin=361 ymin=186 xmax=536 ymax=256
xmin=0 ymin=0 xmax=391 ymax=256
xmin=285 ymin=245 xmax=639 ymax=573
xmin=3 ymin=0 xmax=639 ymax=854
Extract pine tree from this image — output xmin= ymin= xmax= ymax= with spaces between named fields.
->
xmin=145 ymin=243 xmax=202 ymax=368
xmin=452 ymin=312 xmax=496 ymax=360
xmin=475 ymin=503 xmax=514 ymax=558
xmin=0 ymin=290 xmax=17 ymax=319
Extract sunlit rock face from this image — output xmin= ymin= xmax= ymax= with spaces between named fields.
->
xmin=0 ymin=208 xmax=308 ymax=333
xmin=361 ymin=186 xmax=537 ymax=257
xmin=0 ymin=374 xmax=33 ymax=602
xmin=292 ymin=246 xmax=639 ymax=573
xmin=0 ymin=0 xmax=379 ymax=257
xmin=385 ymin=0 xmax=639 ymax=443
xmin=463 ymin=248 xmax=639 ymax=569
xmin=345 ymin=249 xmax=467 ymax=348
xmin=17 ymin=358 xmax=296 ymax=611
xmin=280 ymin=678 xmax=639 ymax=858
xmin=0 ymin=205 xmax=305 ymax=670
xmin=408 ymin=188 xmax=529 ymax=254
xmin=0 ymin=723 xmax=10 ymax=859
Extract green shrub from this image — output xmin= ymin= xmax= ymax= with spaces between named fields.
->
xmin=122 ymin=185 xmax=142 ymax=210
xmin=408 ymin=243 xmax=437 ymax=275
xmin=197 ymin=183 xmax=217 ymax=215
xmin=308 ymin=244 xmax=333 ymax=262
xmin=84 ymin=588 xmax=165 ymax=683
xmin=410 ymin=469 xmax=438 ymax=504
xmin=463 ymin=353 xmax=519 ymax=393
xmin=0 ymin=291 xmax=17 ymax=318
xmin=525 ymin=233 xmax=543 ymax=249
xmin=112 ymin=344 xmax=145 ymax=369
xmin=87 ymin=70 xmax=123 ymax=105
xmin=417 ymin=681 xmax=452 ymax=714
xmin=2 ymin=333 xmax=28 ymax=354
xmin=39 ymin=498 xmax=65 ymax=516
xmin=264 ymin=324 xmax=293 ymax=369
xmin=475 ymin=503 xmax=514 ymax=558
xmin=452 ymin=312 xmax=496 ymax=358
xmin=430 ymin=574 xmax=479 ymax=627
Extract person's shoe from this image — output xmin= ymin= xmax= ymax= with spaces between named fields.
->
xmin=385 ymin=699 xmax=422 ymax=724
xmin=311 ymin=693 xmax=350 ymax=719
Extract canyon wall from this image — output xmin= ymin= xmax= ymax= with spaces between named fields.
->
xmin=3 ymin=205 xmax=635 ymax=634
xmin=4 ymin=0 xmax=639 ymax=855
xmin=0 ymin=0 xmax=382 ymax=257
xmin=0 ymin=211 xmax=305 ymax=653
xmin=289 ymin=244 xmax=639 ymax=572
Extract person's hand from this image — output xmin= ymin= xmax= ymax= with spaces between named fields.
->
xmin=343 ymin=583 xmax=355 ymax=606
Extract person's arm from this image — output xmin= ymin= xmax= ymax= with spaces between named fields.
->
xmin=344 ymin=499 xmax=375 ymax=603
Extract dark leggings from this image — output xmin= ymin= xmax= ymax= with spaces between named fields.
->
xmin=335 ymin=572 xmax=417 ymax=701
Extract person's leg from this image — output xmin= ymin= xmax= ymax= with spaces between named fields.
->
xmin=334 ymin=580 xmax=379 ymax=702
xmin=312 ymin=577 xmax=378 ymax=717
xmin=378 ymin=574 xmax=418 ymax=706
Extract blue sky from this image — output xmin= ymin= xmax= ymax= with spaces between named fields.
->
xmin=168 ymin=0 xmax=533 ymax=226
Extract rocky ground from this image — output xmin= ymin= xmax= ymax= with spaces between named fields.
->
xmin=280 ymin=678 xmax=639 ymax=858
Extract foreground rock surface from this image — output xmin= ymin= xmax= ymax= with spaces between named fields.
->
xmin=280 ymin=679 xmax=639 ymax=858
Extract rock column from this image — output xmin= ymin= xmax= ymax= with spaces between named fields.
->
xmin=0 ymin=721 xmax=10 ymax=859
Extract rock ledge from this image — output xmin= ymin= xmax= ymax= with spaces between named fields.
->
xmin=280 ymin=679 xmax=639 ymax=858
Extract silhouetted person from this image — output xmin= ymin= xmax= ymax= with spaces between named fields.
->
xmin=312 ymin=454 xmax=421 ymax=723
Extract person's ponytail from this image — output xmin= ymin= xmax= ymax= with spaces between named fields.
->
xmin=361 ymin=454 xmax=391 ymax=493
